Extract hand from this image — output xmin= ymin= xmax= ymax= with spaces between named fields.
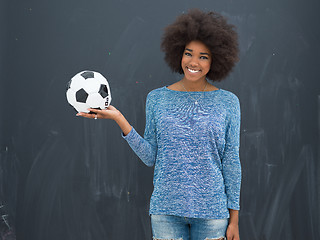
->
xmin=76 ymin=105 xmax=121 ymax=120
xmin=226 ymin=223 xmax=240 ymax=240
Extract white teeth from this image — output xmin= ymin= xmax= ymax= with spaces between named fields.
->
xmin=187 ymin=68 xmax=200 ymax=73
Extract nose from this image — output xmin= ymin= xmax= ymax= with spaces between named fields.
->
xmin=189 ymin=56 xmax=199 ymax=67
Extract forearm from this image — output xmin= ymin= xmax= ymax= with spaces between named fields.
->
xmin=222 ymin=145 xmax=241 ymax=209
xmin=114 ymin=111 xmax=132 ymax=136
xmin=113 ymin=111 xmax=156 ymax=166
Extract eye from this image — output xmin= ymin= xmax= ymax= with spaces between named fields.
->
xmin=200 ymin=56 xmax=209 ymax=60
xmin=184 ymin=52 xmax=192 ymax=57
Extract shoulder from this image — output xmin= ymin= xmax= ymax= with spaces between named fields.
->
xmin=145 ymin=86 xmax=168 ymax=108
xmin=147 ymin=86 xmax=165 ymax=96
xmin=146 ymin=86 xmax=167 ymax=101
xmin=218 ymin=89 xmax=241 ymax=113
xmin=219 ymin=89 xmax=240 ymax=104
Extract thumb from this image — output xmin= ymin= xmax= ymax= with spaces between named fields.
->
xmin=106 ymin=105 xmax=117 ymax=110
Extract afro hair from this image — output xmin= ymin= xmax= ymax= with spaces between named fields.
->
xmin=161 ymin=9 xmax=239 ymax=82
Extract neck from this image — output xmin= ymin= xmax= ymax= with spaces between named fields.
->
xmin=180 ymin=78 xmax=207 ymax=92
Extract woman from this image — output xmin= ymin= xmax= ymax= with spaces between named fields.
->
xmin=78 ymin=9 xmax=241 ymax=240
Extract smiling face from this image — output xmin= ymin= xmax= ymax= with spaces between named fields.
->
xmin=181 ymin=40 xmax=212 ymax=83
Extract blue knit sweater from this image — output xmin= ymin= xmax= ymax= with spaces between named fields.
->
xmin=123 ymin=86 xmax=241 ymax=219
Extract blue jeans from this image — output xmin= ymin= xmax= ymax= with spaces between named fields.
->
xmin=151 ymin=214 xmax=228 ymax=240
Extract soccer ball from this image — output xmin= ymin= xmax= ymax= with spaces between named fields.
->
xmin=66 ymin=70 xmax=111 ymax=113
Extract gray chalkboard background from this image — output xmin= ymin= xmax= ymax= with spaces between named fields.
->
xmin=1 ymin=0 xmax=319 ymax=239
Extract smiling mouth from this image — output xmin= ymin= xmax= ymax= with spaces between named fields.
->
xmin=187 ymin=67 xmax=201 ymax=73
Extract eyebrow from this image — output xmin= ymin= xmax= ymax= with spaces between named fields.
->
xmin=185 ymin=48 xmax=210 ymax=56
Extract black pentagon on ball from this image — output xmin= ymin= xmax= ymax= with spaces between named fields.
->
xmin=81 ymin=71 xmax=94 ymax=79
xmin=89 ymin=107 xmax=102 ymax=114
xmin=98 ymin=84 xmax=109 ymax=98
xmin=76 ymin=88 xmax=89 ymax=103
xmin=66 ymin=80 xmax=72 ymax=90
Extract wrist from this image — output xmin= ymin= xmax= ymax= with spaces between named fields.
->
xmin=228 ymin=209 xmax=239 ymax=225
xmin=228 ymin=219 xmax=239 ymax=227
xmin=113 ymin=110 xmax=123 ymax=122
xmin=113 ymin=111 xmax=132 ymax=136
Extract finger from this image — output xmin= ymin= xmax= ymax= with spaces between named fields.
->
xmin=227 ymin=235 xmax=234 ymax=240
xmin=76 ymin=112 xmax=96 ymax=119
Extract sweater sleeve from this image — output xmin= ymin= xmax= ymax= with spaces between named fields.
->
xmin=221 ymin=96 xmax=241 ymax=210
xmin=122 ymin=92 xmax=157 ymax=167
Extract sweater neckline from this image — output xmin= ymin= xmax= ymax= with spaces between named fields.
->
xmin=164 ymin=86 xmax=222 ymax=93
